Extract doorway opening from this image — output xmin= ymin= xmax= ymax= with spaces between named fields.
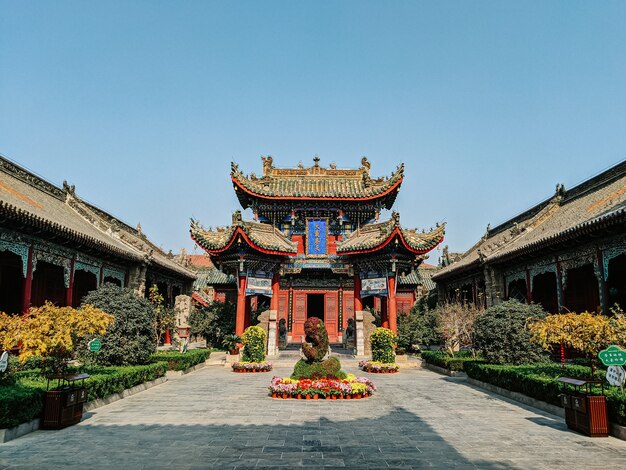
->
xmin=307 ymin=294 xmax=325 ymax=321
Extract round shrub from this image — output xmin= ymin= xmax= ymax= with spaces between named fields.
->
xmin=241 ymin=325 xmax=266 ymax=363
xmin=79 ymin=283 xmax=156 ymax=366
xmin=473 ymin=299 xmax=548 ymax=365
xmin=291 ymin=356 xmax=346 ymax=380
xmin=370 ymin=327 xmax=397 ymax=363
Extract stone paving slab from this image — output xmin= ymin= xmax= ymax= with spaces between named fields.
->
xmin=2 ymin=364 xmax=626 ymax=469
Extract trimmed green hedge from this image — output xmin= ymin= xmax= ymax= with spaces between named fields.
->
xmin=464 ymin=362 xmax=626 ymax=426
xmin=421 ymin=350 xmax=477 ymax=371
xmin=0 ymin=382 xmax=45 ymax=429
xmin=149 ymin=349 xmax=210 ymax=371
xmin=0 ymin=362 xmax=168 ymax=429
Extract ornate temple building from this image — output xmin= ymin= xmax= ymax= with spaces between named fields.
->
xmin=432 ymin=160 xmax=626 ymax=314
xmin=0 ymin=156 xmax=195 ymax=319
xmin=190 ymin=156 xmax=445 ymax=343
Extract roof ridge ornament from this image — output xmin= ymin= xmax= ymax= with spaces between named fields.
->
xmin=392 ymin=211 xmax=400 ymax=226
xmin=232 ymin=210 xmax=243 ymax=226
xmin=261 ymin=155 xmax=274 ymax=175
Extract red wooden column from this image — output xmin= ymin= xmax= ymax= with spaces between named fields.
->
xmin=65 ymin=258 xmax=75 ymax=307
xmin=381 ymin=297 xmax=389 ymax=328
xmin=236 ymin=274 xmax=247 ymax=335
xmin=164 ymin=328 xmax=171 ymax=345
xmin=388 ymin=275 xmax=397 ymax=333
xmin=353 ymin=274 xmax=363 ymax=312
xmin=270 ymin=273 xmax=280 ymax=311
xmin=21 ymin=245 xmax=34 ymax=315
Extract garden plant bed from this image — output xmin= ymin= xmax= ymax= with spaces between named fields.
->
xmin=269 ymin=375 xmax=376 ymax=400
xmin=232 ymin=361 xmax=273 ymax=373
xmin=358 ymin=360 xmax=399 ymax=373
xmin=1 ymin=362 xmax=168 ymax=443
xmin=464 ymin=362 xmax=626 ymax=427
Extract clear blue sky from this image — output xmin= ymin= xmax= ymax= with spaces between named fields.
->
xmin=2 ymin=1 xmax=625 ymax=263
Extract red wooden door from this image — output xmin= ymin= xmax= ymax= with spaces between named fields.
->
xmin=325 ymin=291 xmax=338 ymax=343
xmin=343 ymin=291 xmax=354 ymax=332
xmin=278 ymin=291 xmax=289 ymax=324
xmin=292 ymin=292 xmax=307 ymax=340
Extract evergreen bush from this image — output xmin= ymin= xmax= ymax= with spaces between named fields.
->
xmin=473 ymin=300 xmax=548 ymax=365
xmin=188 ymin=301 xmax=236 ymax=348
xmin=370 ymin=327 xmax=397 ymax=363
xmin=79 ymin=283 xmax=156 ymax=366
xmin=241 ymin=325 xmax=266 ymax=363
xmin=397 ymin=306 xmax=441 ymax=351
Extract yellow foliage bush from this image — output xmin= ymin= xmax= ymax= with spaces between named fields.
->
xmin=527 ymin=311 xmax=626 ymax=357
xmin=0 ymin=302 xmax=114 ymax=375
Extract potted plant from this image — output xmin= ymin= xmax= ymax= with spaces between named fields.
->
xmin=222 ymin=334 xmax=241 ymax=355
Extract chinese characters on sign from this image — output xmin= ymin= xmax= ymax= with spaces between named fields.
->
xmin=307 ymin=219 xmax=327 ymax=256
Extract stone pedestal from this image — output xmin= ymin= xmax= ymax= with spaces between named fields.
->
xmin=267 ymin=310 xmax=278 ymax=356
xmin=362 ymin=310 xmax=376 ymax=356
xmin=355 ymin=311 xmax=365 ymax=356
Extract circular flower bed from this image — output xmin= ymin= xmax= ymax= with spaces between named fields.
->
xmin=232 ymin=361 xmax=273 ymax=373
xmin=268 ymin=374 xmax=376 ymax=399
xmin=358 ymin=360 xmax=399 ymax=374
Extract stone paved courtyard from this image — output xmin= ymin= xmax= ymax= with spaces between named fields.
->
xmin=2 ymin=363 xmax=626 ymax=470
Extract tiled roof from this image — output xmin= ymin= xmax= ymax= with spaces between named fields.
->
xmin=231 ymin=156 xmax=403 ymax=208
xmin=192 ymin=291 xmax=211 ymax=307
xmin=0 ymin=156 xmax=195 ymax=280
xmin=194 ymin=268 xmax=236 ymax=289
xmin=186 ymin=254 xmax=214 ymax=268
xmin=190 ymin=211 xmax=297 ymax=255
xmin=336 ymin=212 xmax=445 ymax=255
xmin=397 ymin=268 xmax=437 ymax=290
xmin=433 ymin=159 xmax=626 ymax=280
xmin=420 ymin=262 xmax=437 ymax=269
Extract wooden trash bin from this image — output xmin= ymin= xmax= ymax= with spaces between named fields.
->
xmin=41 ymin=373 xmax=90 ymax=430
xmin=558 ymin=377 xmax=608 ymax=437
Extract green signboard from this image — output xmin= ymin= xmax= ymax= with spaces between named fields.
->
xmin=598 ymin=345 xmax=626 ymax=366
xmin=88 ymin=338 xmax=102 ymax=353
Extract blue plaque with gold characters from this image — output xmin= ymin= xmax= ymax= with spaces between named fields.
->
xmin=306 ymin=218 xmax=327 ymax=256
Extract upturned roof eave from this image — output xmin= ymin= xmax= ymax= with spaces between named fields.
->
xmin=337 ymin=226 xmax=444 ymax=256
xmin=190 ymin=225 xmax=297 ymax=257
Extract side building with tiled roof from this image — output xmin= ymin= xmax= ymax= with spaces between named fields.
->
xmin=432 ymin=159 xmax=626 ymax=314
xmin=0 ymin=155 xmax=196 ymax=322
xmin=191 ymin=155 xmax=444 ymax=344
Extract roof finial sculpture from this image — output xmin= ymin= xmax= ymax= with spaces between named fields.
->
xmin=361 ymin=156 xmax=371 ymax=175
xmin=232 ymin=210 xmax=243 ymax=226
xmin=555 ymin=183 xmax=565 ymax=202
xmin=313 ymin=155 xmax=320 ymax=167
xmin=391 ymin=210 xmax=400 ymax=225
xmin=261 ymin=155 xmax=273 ymax=175
xmin=62 ymin=180 xmax=75 ymax=195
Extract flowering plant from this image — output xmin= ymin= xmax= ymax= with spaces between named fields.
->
xmin=359 ymin=360 xmax=399 ymax=373
xmin=232 ymin=361 xmax=272 ymax=372
xmin=268 ymin=375 xmax=376 ymax=398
